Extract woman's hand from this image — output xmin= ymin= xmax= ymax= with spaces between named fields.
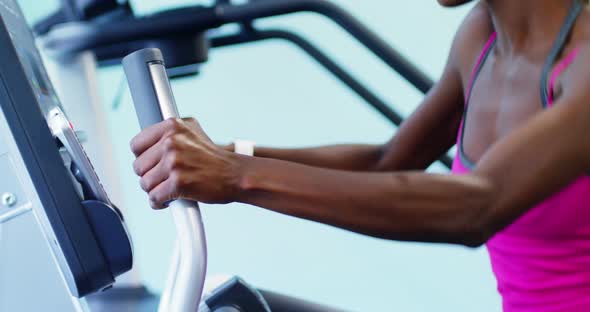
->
xmin=130 ymin=117 xmax=242 ymax=209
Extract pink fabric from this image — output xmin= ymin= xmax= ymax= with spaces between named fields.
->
xmin=452 ymin=34 xmax=590 ymax=312
xmin=547 ymin=47 xmax=581 ymax=105
xmin=465 ymin=32 xmax=498 ymax=101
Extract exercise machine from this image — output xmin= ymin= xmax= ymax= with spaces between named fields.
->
xmin=0 ymin=0 xmax=340 ymax=309
xmin=0 ymin=0 xmax=132 ymax=309
xmin=0 ymin=0 xmax=453 ymax=310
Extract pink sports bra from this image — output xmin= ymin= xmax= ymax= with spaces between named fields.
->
xmin=451 ymin=3 xmax=590 ymax=311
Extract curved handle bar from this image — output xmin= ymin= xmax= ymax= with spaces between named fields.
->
xmin=123 ymin=48 xmax=207 ymax=312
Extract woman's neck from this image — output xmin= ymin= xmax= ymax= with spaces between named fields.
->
xmin=486 ymin=0 xmax=577 ymax=55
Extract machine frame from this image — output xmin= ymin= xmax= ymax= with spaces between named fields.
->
xmin=0 ymin=4 xmax=121 ymax=297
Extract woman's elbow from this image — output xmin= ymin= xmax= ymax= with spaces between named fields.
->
xmin=369 ymin=144 xmax=390 ymax=172
xmin=461 ymin=225 xmax=494 ymax=248
xmin=458 ymin=177 xmax=499 ymax=248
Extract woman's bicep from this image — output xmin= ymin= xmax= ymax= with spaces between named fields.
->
xmin=473 ymin=87 xmax=590 ymax=236
xmin=375 ymin=66 xmax=464 ymax=171
xmin=377 ymin=4 xmax=492 ymax=171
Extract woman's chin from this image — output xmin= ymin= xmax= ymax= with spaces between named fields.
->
xmin=438 ymin=0 xmax=475 ymax=7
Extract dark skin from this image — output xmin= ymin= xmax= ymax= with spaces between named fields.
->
xmin=130 ymin=0 xmax=590 ymax=247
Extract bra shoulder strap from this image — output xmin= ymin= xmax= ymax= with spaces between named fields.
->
xmin=464 ymin=32 xmax=497 ymax=104
xmin=540 ymin=0 xmax=584 ymax=107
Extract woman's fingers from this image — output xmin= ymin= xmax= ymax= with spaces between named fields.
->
xmin=148 ymin=176 xmax=179 ymax=209
xmin=131 ymin=117 xmax=239 ymax=207
xmin=130 ymin=118 xmax=184 ymax=156
xmin=139 ymin=160 xmax=169 ymax=193
xmin=133 ymin=141 xmax=164 ymax=176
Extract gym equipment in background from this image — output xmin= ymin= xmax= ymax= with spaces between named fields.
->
xmin=37 ymin=0 xmax=452 ymax=168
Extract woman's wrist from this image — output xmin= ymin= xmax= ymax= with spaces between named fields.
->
xmin=227 ymin=152 xmax=258 ymax=203
xmin=223 ymin=140 xmax=256 ymax=202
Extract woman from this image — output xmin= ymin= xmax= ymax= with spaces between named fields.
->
xmin=130 ymin=0 xmax=590 ymax=310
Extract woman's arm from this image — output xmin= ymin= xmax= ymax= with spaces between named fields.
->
xmin=221 ymin=13 xmax=491 ymax=174
xmin=236 ymin=50 xmax=467 ymax=171
xmin=246 ymin=58 xmax=465 ymax=173
xmin=222 ymin=142 xmax=384 ymax=171
xmin=231 ymin=42 xmax=590 ymax=246
xmin=234 ymin=76 xmax=590 ymax=245
xmin=221 ymin=63 xmax=463 ymax=172
xmin=241 ymin=50 xmax=590 ymax=245
xmin=225 ymin=54 xmax=464 ymax=171
xmin=129 ymin=42 xmax=590 ymax=248
xmin=217 ymin=4 xmax=492 ymax=172
xmin=251 ymin=144 xmax=384 ymax=171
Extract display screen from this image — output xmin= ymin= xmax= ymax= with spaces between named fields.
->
xmin=0 ymin=0 xmax=62 ymax=116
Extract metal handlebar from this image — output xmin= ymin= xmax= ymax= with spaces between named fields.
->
xmin=123 ymin=48 xmax=207 ymax=312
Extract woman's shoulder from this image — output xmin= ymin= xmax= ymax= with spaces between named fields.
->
xmin=558 ymin=8 xmax=590 ymax=89
xmin=573 ymin=8 xmax=590 ymax=50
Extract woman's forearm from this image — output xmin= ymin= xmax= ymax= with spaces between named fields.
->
xmin=234 ymin=154 xmax=494 ymax=247
xmin=253 ymin=144 xmax=385 ymax=171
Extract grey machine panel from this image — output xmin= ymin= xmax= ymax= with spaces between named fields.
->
xmin=0 ymin=153 xmax=28 ymax=221
xmin=0 ymin=0 xmax=132 ymax=299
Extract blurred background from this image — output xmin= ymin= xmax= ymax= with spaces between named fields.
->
xmin=20 ymin=0 xmax=501 ymax=311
